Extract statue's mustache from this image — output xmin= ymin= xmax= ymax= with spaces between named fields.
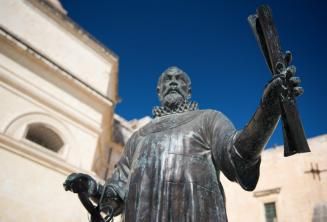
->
xmin=164 ymin=87 xmax=181 ymax=97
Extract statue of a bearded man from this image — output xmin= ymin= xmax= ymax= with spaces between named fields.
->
xmin=64 ymin=65 xmax=303 ymax=222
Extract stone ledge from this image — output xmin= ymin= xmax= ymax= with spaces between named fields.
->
xmin=0 ymin=25 xmax=116 ymax=107
xmin=0 ymin=134 xmax=98 ymax=178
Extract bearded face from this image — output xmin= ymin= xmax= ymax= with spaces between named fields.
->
xmin=162 ymin=91 xmax=184 ymax=109
xmin=157 ymin=67 xmax=191 ymax=110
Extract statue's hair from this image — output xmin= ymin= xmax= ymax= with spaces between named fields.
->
xmin=157 ymin=66 xmax=192 ymax=95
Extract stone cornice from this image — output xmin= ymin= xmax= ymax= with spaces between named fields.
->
xmin=0 ymin=134 xmax=105 ymax=184
xmin=0 ymin=25 xmax=115 ymax=108
xmin=26 ymin=0 xmax=118 ymax=64
xmin=0 ymin=134 xmax=88 ymax=176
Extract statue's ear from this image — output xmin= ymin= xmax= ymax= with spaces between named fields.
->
xmin=157 ymin=86 xmax=160 ymax=95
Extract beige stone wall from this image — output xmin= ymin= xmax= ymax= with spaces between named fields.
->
xmin=0 ymin=0 xmax=118 ymax=99
xmin=221 ymin=135 xmax=327 ymax=222
xmin=0 ymin=0 xmax=120 ymax=221
xmin=1 ymin=1 xmax=324 ymax=222
xmin=0 ymin=137 xmax=89 ymax=222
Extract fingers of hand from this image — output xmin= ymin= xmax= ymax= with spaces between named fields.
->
xmin=63 ymin=173 xmax=76 ymax=191
xmin=67 ymin=173 xmax=77 ymax=181
xmin=284 ymin=50 xmax=292 ymax=66
xmin=286 ymin=65 xmax=296 ymax=79
xmin=63 ymin=173 xmax=89 ymax=193
xmin=288 ymin=76 xmax=303 ymax=96
xmin=264 ymin=77 xmax=285 ymax=101
xmin=88 ymin=179 xmax=97 ymax=195
xmin=271 ymin=77 xmax=283 ymax=86
xmin=289 ymin=77 xmax=301 ymax=86
xmin=293 ymin=86 xmax=304 ymax=96
xmin=266 ymin=68 xmax=304 ymax=99
xmin=63 ymin=182 xmax=70 ymax=191
xmin=270 ymin=77 xmax=284 ymax=92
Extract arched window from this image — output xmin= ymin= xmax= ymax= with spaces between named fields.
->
xmin=25 ymin=123 xmax=64 ymax=152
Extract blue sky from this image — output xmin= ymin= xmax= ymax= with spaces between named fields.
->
xmin=61 ymin=0 xmax=327 ymax=148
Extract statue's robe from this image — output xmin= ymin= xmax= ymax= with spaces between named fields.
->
xmin=107 ymin=110 xmax=261 ymax=222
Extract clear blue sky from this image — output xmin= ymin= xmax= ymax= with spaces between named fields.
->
xmin=61 ymin=0 xmax=327 ymax=148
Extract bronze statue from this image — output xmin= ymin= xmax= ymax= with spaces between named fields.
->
xmin=63 ymin=5 xmax=307 ymax=222
xmin=248 ymin=5 xmax=310 ymax=156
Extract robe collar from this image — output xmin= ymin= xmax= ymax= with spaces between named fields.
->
xmin=152 ymin=100 xmax=198 ymax=118
xmin=140 ymin=109 xmax=204 ymax=136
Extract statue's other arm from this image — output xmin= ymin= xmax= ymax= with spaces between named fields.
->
xmin=64 ymin=133 xmax=137 ymax=215
xmin=97 ymin=132 xmax=138 ymax=214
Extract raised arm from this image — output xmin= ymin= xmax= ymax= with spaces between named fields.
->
xmin=234 ymin=65 xmax=303 ymax=160
xmin=209 ymin=65 xmax=303 ymax=191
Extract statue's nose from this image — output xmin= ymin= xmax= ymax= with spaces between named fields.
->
xmin=169 ymin=81 xmax=178 ymax=87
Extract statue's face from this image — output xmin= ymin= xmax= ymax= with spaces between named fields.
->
xmin=157 ymin=67 xmax=191 ymax=109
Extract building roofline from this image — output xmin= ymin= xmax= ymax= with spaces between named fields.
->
xmin=0 ymin=25 xmax=116 ymax=106
xmin=262 ymin=133 xmax=327 ymax=160
xmin=27 ymin=0 xmax=119 ymax=63
xmin=113 ymin=114 xmax=134 ymax=132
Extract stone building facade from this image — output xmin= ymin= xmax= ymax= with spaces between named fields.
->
xmin=1 ymin=1 xmax=326 ymax=222
xmin=0 ymin=0 xmax=126 ymax=221
xmin=221 ymin=134 xmax=327 ymax=222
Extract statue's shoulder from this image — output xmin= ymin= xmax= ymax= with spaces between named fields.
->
xmin=132 ymin=119 xmax=157 ymax=137
xmin=200 ymin=109 xmax=233 ymax=127
xmin=201 ymin=109 xmax=224 ymax=118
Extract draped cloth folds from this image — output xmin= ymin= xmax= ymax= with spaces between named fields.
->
xmin=106 ymin=110 xmax=260 ymax=222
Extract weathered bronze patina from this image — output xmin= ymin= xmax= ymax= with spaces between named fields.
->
xmin=63 ymin=5 xmax=307 ymax=222
xmin=248 ymin=5 xmax=310 ymax=156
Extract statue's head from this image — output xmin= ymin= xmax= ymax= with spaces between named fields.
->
xmin=157 ymin=66 xmax=192 ymax=110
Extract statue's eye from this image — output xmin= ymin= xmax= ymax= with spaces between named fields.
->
xmin=163 ymin=75 xmax=171 ymax=82
xmin=179 ymin=77 xmax=187 ymax=85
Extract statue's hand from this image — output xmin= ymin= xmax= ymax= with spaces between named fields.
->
xmin=100 ymin=186 xmax=124 ymax=216
xmin=63 ymin=173 xmax=97 ymax=196
xmin=261 ymin=51 xmax=304 ymax=111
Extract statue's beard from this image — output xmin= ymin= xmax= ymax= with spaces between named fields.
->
xmin=162 ymin=92 xmax=185 ymax=110
xmin=153 ymin=91 xmax=198 ymax=117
